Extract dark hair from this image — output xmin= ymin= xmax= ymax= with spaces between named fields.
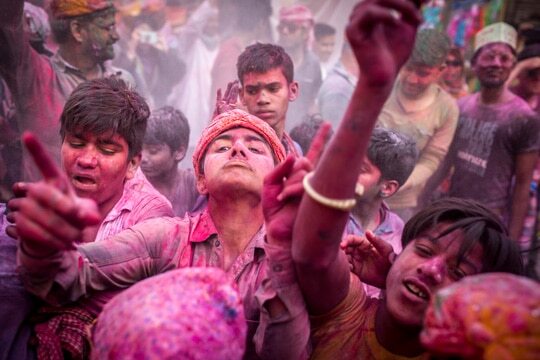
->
xmin=367 ymin=127 xmax=418 ymax=186
xmin=144 ymin=106 xmax=190 ymax=153
xmin=49 ymin=7 xmax=115 ymax=45
xmin=314 ymin=22 xmax=335 ymax=40
xmin=289 ymin=114 xmax=333 ymax=154
xmin=402 ymin=198 xmax=524 ymax=275
xmin=237 ymin=43 xmax=294 ymax=84
xmin=409 ymin=28 xmax=451 ymax=67
xmin=60 ymin=77 xmax=150 ymax=158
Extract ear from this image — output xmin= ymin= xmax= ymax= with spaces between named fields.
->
xmin=196 ymin=174 xmax=208 ymax=195
xmin=125 ymin=154 xmax=141 ymax=180
xmin=379 ymin=180 xmax=399 ymax=198
xmin=288 ymin=81 xmax=299 ymax=102
xmin=174 ymin=146 xmax=187 ymax=162
xmin=70 ymin=19 xmax=86 ymax=43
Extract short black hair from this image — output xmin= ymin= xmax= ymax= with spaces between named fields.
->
xmin=367 ymin=127 xmax=418 ymax=186
xmin=237 ymin=43 xmax=294 ymax=84
xmin=289 ymin=114 xmax=333 ymax=154
xmin=402 ymin=198 xmax=524 ymax=275
xmin=60 ymin=77 xmax=149 ymax=159
xmin=314 ymin=22 xmax=335 ymax=40
xmin=144 ymin=106 xmax=190 ymax=153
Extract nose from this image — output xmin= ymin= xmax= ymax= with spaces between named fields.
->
xmin=256 ymin=90 xmax=270 ymax=105
xmin=230 ymin=140 xmax=248 ymax=159
xmin=110 ymin=26 xmax=120 ymax=42
xmin=76 ymin=148 xmax=98 ymax=168
xmin=417 ymin=256 xmax=446 ymax=286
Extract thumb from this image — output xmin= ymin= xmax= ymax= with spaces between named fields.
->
xmin=365 ymin=230 xmax=393 ymax=255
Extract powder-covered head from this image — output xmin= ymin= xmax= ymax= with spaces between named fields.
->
xmin=92 ymin=267 xmax=246 ymax=360
xmin=421 ymin=273 xmax=540 ymax=359
xmin=408 ymin=28 xmax=451 ymax=67
xmin=49 ymin=0 xmax=114 ymax=18
xmin=279 ymin=4 xmax=314 ymax=25
xmin=192 ymin=109 xmax=286 ymax=178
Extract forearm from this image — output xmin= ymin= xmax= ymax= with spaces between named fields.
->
xmin=293 ymin=80 xmax=393 ymax=266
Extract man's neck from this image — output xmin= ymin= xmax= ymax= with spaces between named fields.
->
xmin=480 ymin=85 xmax=512 ymax=105
xmin=375 ymin=301 xmax=424 ymax=357
xmin=208 ymin=194 xmax=264 ymax=270
xmin=274 ymin=120 xmax=286 ymax=140
xmin=58 ymin=46 xmax=101 ymax=80
xmin=351 ymin=199 xmax=382 ymax=232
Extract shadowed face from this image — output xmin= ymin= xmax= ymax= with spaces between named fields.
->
xmin=473 ymin=43 xmax=516 ymax=89
xmin=384 ymin=223 xmax=483 ymax=327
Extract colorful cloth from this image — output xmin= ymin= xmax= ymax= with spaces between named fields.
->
xmin=49 ymin=0 xmax=114 ymax=18
xmin=421 ymin=273 xmax=540 ymax=359
xmin=92 ymin=268 xmax=246 ymax=360
xmin=18 ymin=209 xmax=269 ymax=358
xmin=192 ymin=109 xmax=287 ymax=177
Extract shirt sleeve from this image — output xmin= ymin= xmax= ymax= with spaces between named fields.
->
xmin=17 ymin=217 xmax=187 ymax=306
xmin=253 ymin=241 xmax=311 ymax=359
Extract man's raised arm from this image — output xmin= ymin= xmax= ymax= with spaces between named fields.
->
xmin=292 ymin=0 xmax=423 ymax=316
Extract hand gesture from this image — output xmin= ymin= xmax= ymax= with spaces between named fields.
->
xmin=262 ymin=123 xmax=331 ymax=245
xmin=7 ymin=132 xmax=100 ymax=258
xmin=347 ymin=0 xmax=423 ymax=87
xmin=340 ymin=230 xmax=396 ymax=288
xmin=212 ymin=80 xmax=240 ymax=119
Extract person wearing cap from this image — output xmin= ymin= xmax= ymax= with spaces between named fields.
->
xmin=376 ymin=28 xmax=459 ymax=221
xmin=0 ymin=0 xmax=133 ymax=182
xmin=444 ymin=22 xmax=540 ymax=243
xmin=277 ymin=4 xmax=322 ymax=130
xmin=12 ymin=109 xmax=289 ymax=358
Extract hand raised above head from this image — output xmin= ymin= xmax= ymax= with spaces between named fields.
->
xmin=212 ymin=80 xmax=240 ymax=119
xmin=347 ymin=0 xmax=423 ymax=87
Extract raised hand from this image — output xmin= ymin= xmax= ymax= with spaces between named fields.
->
xmin=347 ymin=0 xmax=423 ymax=87
xmin=7 ymin=132 xmax=100 ymax=257
xmin=340 ymin=230 xmax=396 ymax=288
xmin=262 ymin=123 xmax=331 ymax=245
xmin=212 ymin=80 xmax=240 ymax=119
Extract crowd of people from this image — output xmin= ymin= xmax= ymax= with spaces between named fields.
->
xmin=0 ymin=0 xmax=539 ymax=359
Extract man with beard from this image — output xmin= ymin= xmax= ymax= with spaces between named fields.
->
xmin=445 ymin=22 xmax=540 ymax=242
xmin=0 ymin=0 xmax=132 ymax=182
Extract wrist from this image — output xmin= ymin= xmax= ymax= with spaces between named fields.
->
xmin=19 ymin=241 xmax=59 ymax=259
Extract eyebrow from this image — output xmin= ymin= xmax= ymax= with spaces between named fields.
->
xmin=245 ymin=82 xmax=283 ymax=90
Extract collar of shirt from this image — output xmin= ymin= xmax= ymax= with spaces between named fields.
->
xmin=332 ymin=62 xmax=358 ymax=85
xmin=347 ymin=202 xmax=393 ymax=237
xmin=188 ymin=209 xmax=266 ymax=280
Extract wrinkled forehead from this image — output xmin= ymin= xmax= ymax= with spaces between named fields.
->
xmin=209 ymin=127 xmax=271 ymax=150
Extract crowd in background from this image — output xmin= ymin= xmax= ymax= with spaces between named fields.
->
xmin=1 ymin=0 xmax=540 ymax=359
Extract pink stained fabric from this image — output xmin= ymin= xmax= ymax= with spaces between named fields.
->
xmin=192 ymin=109 xmax=287 ymax=178
xmin=421 ymin=273 xmax=540 ymax=359
xmin=18 ymin=209 xmax=270 ymax=358
xmin=95 ymin=168 xmax=173 ymax=242
xmin=92 ymin=267 xmax=246 ymax=360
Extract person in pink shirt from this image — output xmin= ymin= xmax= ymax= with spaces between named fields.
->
xmin=4 ymin=77 xmax=173 ymax=359
xmin=10 ymin=108 xmax=294 ymax=358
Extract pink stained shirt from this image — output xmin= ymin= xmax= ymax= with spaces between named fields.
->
xmin=18 ymin=209 xmax=270 ymax=358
